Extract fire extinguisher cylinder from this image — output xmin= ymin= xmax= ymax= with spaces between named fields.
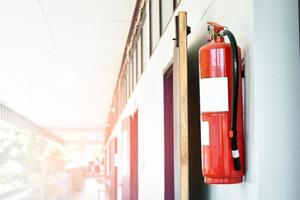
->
xmin=199 ymin=22 xmax=245 ymax=184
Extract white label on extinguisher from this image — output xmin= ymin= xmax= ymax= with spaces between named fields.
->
xmin=232 ymin=150 xmax=240 ymax=158
xmin=201 ymin=121 xmax=210 ymax=146
xmin=200 ymin=77 xmax=229 ymax=112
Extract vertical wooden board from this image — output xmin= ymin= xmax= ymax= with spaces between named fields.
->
xmin=173 ymin=11 xmax=189 ymax=200
xmin=178 ymin=12 xmax=189 ymax=200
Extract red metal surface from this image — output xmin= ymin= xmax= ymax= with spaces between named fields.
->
xmin=199 ymin=38 xmax=245 ymax=184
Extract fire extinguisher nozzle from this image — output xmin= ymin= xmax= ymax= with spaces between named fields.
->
xmin=233 ymin=158 xmax=241 ymax=171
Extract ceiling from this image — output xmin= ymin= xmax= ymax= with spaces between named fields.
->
xmin=0 ymin=0 xmax=136 ymax=144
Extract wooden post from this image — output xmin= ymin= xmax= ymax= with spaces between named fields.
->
xmin=173 ymin=11 xmax=189 ymax=200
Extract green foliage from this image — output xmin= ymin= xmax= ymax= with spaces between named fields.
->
xmin=0 ymin=127 xmax=48 ymax=187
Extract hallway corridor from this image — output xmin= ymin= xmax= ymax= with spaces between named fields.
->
xmin=71 ymin=177 xmax=110 ymax=200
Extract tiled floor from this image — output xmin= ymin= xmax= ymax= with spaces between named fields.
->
xmin=71 ymin=177 xmax=110 ymax=200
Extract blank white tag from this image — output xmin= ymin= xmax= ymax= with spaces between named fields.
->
xmin=201 ymin=121 xmax=210 ymax=146
xmin=232 ymin=150 xmax=240 ymax=158
xmin=200 ymin=77 xmax=229 ymax=112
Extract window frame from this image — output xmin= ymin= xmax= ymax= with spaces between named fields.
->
xmin=127 ymin=64 xmax=131 ymax=98
xmin=140 ymin=30 xmax=144 ymax=74
xmin=149 ymin=0 xmax=162 ymax=55
xmin=160 ymin=0 xmax=176 ymax=34
xmin=136 ymin=42 xmax=139 ymax=82
xmin=131 ymin=54 xmax=135 ymax=91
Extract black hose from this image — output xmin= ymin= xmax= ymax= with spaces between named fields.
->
xmin=222 ymin=30 xmax=241 ymax=171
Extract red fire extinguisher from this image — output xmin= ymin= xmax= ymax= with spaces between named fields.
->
xmin=199 ymin=22 xmax=245 ymax=184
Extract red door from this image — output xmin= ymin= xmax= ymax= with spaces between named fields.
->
xmin=130 ymin=111 xmax=138 ymax=200
xmin=109 ymin=138 xmax=118 ymax=200
xmin=121 ymin=111 xmax=138 ymax=200
xmin=164 ymin=68 xmax=174 ymax=200
xmin=121 ymin=117 xmax=130 ymax=200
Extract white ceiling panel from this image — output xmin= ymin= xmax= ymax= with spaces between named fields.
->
xmin=0 ymin=0 xmax=42 ymax=21
xmin=0 ymin=0 xmax=136 ymax=143
xmin=40 ymin=0 xmax=136 ymax=21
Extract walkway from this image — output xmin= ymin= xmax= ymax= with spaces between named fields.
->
xmin=71 ymin=177 xmax=110 ymax=200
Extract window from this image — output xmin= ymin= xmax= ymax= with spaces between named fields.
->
xmin=123 ymin=75 xmax=127 ymax=106
xmin=133 ymin=49 xmax=137 ymax=88
xmin=130 ymin=64 xmax=132 ymax=97
xmin=131 ymin=55 xmax=135 ymax=91
xmin=119 ymin=80 xmax=122 ymax=112
xmin=137 ymin=36 xmax=142 ymax=78
xmin=142 ymin=21 xmax=149 ymax=69
xmin=161 ymin=0 xmax=174 ymax=32
xmin=116 ymin=92 xmax=119 ymax=118
xmin=117 ymin=88 xmax=121 ymax=117
xmin=150 ymin=0 xmax=161 ymax=54
xmin=127 ymin=65 xmax=130 ymax=98
xmin=113 ymin=98 xmax=116 ymax=121
xmin=174 ymin=0 xmax=181 ymax=7
xmin=141 ymin=2 xmax=149 ymax=69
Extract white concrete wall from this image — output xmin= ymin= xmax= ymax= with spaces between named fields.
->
xmin=110 ymin=0 xmax=300 ymax=199
xmin=187 ymin=0 xmax=300 ymax=199
xmin=184 ymin=0 xmax=257 ymax=199
xmin=253 ymin=0 xmax=300 ymax=199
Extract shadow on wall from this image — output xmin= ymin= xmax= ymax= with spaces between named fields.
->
xmin=187 ymin=23 xmax=210 ymax=200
